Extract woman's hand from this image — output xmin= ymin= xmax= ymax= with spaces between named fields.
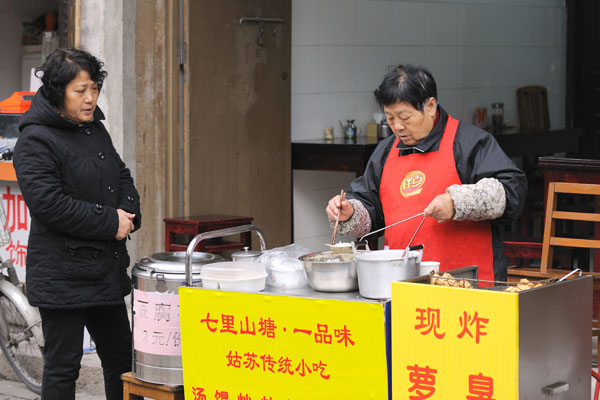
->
xmin=326 ymin=195 xmax=354 ymax=222
xmin=424 ymin=193 xmax=455 ymax=223
xmin=116 ymin=208 xmax=136 ymax=240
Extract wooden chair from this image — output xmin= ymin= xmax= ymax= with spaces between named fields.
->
xmin=507 ymin=182 xmax=600 ymax=367
xmin=122 ymin=371 xmax=184 ymax=400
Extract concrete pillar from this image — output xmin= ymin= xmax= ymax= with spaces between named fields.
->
xmin=80 ymin=0 xmax=139 ymax=262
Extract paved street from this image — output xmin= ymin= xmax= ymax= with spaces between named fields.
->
xmin=0 ymin=352 xmax=105 ymax=400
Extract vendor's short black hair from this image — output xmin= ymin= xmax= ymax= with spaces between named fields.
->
xmin=374 ymin=64 xmax=437 ymax=110
xmin=36 ymin=48 xmax=107 ymax=108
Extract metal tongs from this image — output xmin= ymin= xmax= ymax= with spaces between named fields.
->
xmin=358 ymin=211 xmax=427 ymax=247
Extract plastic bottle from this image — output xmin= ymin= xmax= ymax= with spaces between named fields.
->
xmin=41 ymin=13 xmax=59 ymax=64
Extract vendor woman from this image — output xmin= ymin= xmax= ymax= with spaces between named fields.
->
xmin=326 ymin=64 xmax=527 ymax=282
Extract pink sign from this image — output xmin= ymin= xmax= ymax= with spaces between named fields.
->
xmin=133 ymin=289 xmax=181 ymax=356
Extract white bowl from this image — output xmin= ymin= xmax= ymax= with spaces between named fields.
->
xmin=200 ymin=262 xmax=267 ymax=292
xmin=420 ymin=261 xmax=440 ymax=276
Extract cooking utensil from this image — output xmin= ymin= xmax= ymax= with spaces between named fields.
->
xmin=406 ymin=215 xmax=427 ymax=248
xmin=359 ymin=212 xmax=425 ymax=242
xmin=330 ymin=190 xmax=346 ymax=245
xmin=299 ymin=251 xmax=358 ymax=292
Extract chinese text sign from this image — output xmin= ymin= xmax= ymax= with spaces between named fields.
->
xmin=179 ymin=288 xmax=388 ymax=400
xmin=391 ymin=282 xmax=518 ymax=399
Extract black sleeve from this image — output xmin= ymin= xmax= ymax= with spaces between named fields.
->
xmin=13 ymin=128 xmax=119 ymax=240
xmin=346 ymin=136 xmax=395 ymax=232
xmin=453 ymin=122 xmax=528 ymax=222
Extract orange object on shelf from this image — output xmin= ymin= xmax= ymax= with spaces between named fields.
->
xmin=0 ymin=91 xmax=35 ymax=115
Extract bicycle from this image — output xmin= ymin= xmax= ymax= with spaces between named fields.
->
xmin=0 ymin=201 xmax=44 ymax=394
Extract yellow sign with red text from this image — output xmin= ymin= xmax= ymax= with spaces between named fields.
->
xmin=179 ymin=288 xmax=388 ymax=400
xmin=392 ymin=282 xmax=518 ymax=399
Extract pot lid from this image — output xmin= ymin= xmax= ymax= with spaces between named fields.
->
xmin=231 ymin=247 xmax=262 ymax=259
xmin=135 ymin=251 xmax=222 ymax=274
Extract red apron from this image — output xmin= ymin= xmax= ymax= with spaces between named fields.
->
xmin=379 ymin=116 xmax=494 ymax=282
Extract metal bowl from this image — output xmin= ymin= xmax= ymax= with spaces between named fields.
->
xmin=299 ymin=251 xmax=358 ymax=292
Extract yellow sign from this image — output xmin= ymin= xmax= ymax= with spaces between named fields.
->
xmin=179 ymin=287 xmax=388 ymax=400
xmin=392 ymin=282 xmax=518 ymax=399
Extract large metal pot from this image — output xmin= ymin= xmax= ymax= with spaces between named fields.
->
xmin=354 ymin=247 xmax=423 ymax=299
xmin=299 ymin=251 xmax=358 ymax=292
xmin=132 ymin=251 xmax=222 ymax=385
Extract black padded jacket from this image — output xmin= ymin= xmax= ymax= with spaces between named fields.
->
xmin=13 ymin=90 xmax=141 ymax=308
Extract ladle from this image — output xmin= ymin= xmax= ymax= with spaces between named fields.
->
xmin=359 ymin=212 xmax=425 ymax=242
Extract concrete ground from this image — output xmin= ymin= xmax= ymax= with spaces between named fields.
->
xmin=0 ymin=351 xmax=105 ymax=400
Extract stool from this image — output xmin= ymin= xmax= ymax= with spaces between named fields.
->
xmin=164 ymin=214 xmax=254 ymax=255
xmin=122 ymin=371 xmax=184 ymax=400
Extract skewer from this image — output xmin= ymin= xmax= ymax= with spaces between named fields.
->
xmin=330 ymin=190 xmax=346 ymax=245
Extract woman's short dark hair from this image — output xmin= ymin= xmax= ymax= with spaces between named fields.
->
xmin=36 ymin=48 xmax=107 ymax=108
xmin=374 ymin=64 xmax=437 ymax=110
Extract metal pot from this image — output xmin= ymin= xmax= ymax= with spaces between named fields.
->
xmin=299 ymin=251 xmax=358 ymax=292
xmin=132 ymin=251 xmax=222 ymax=385
xmin=231 ymin=246 xmax=262 ymax=262
xmin=354 ymin=247 xmax=423 ymax=299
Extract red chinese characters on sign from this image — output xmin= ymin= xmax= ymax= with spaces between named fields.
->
xmin=457 ymin=311 xmax=489 ymax=344
xmin=214 ymin=390 xmax=229 ymax=399
xmin=225 ymin=350 xmax=331 ymax=380
xmin=4 ymin=186 xmax=27 ymax=233
xmin=414 ymin=308 xmax=490 ymax=344
xmin=407 ymin=364 xmax=437 ymax=400
xmin=467 ymin=373 xmax=496 ymax=400
xmin=404 ymin=367 xmax=497 ymax=399
xmin=414 ymin=308 xmax=446 ymax=339
xmin=192 ymin=387 xmax=207 ymax=400
xmin=2 ymin=186 xmax=29 ymax=268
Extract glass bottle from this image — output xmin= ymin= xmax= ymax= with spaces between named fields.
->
xmin=491 ymin=102 xmax=504 ymax=135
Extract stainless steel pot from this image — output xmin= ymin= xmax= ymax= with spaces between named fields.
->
xmin=299 ymin=251 xmax=358 ymax=292
xmin=354 ymin=246 xmax=423 ymax=299
xmin=132 ymin=251 xmax=222 ymax=385
xmin=231 ymin=246 xmax=262 ymax=262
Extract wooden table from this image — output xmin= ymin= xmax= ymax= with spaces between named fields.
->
xmin=291 ymin=136 xmax=380 ymax=176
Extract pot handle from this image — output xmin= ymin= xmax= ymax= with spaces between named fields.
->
xmin=185 ymin=224 xmax=267 ymax=287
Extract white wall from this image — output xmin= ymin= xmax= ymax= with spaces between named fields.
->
xmin=291 ymin=0 xmax=566 ymax=252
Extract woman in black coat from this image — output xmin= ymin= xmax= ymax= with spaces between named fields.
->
xmin=13 ymin=48 xmax=141 ymax=400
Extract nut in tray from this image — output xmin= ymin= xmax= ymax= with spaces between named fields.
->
xmin=429 ymin=272 xmax=555 ymax=292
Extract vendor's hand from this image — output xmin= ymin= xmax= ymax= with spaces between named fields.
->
xmin=326 ymin=195 xmax=354 ymax=222
xmin=424 ymin=193 xmax=455 ymax=223
xmin=116 ymin=209 xmax=136 ymax=240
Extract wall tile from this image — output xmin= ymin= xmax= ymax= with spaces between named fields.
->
xmin=462 ymin=5 xmax=517 ymax=46
xmin=291 ymin=46 xmax=319 ymax=94
xmin=513 ymin=6 xmax=553 ymax=47
xmin=424 ymin=46 xmax=458 ymax=89
xmin=437 ymin=89 xmax=457 ymax=119
xmin=293 ymin=189 xmax=323 ymax=239
xmin=292 ymin=0 xmax=319 ymax=45
xmin=424 ymin=2 xmax=458 ymax=46
xmin=318 ymin=0 xmax=357 ymax=45
xmin=356 ymin=91 xmax=380 ymax=131
xmin=317 ymin=92 xmax=357 ymax=137
xmin=456 ymin=46 xmax=495 ymax=88
xmin=356 ymin=46 xmax=393 ymax=91
xmin=357 ymin=1 xmax=393 ymax=46
xmin=388 ymin=45 xmax=426 ymax=67
xmin=293 ymin=236 xmax=319 ymax=253
xmin=391 ymin=2 xmax=426 ymax=46
xmin=317 ymin=46 xmax=356 ymax=93
xmin=291 ymin=94 xmax=320 ymax=141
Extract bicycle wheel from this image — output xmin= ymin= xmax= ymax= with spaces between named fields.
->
xmin=0 ymin=289 xmax=43 ymax=394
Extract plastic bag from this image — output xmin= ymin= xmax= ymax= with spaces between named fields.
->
xmin=257 ymin=244 xmax=310 ymax=289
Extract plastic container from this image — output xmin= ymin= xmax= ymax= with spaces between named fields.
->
xmin=200 ymin=261 xmax=267 ymax=292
